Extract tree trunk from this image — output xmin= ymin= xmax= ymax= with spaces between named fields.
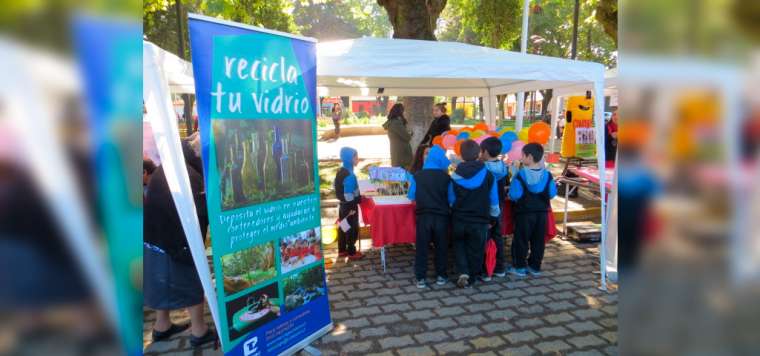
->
xmin=182 ymin=95 xmax=194 ymax=135
xmin=377 ymin=96 xmax=389 ymax=115
xmin=497 ymin=94 xmax=506 ymax=121
xmin=571 ymin=0 xmax=580 ymax=60
xmin=540 ymin=89 xmax=552 ymax=119
xmin=451 ymin=96 xmax=457 ymax=111
xmin=378 ymin=0 xmax=447 ymax=151
xmin=478 ymin=97 xmax=484 ymax=120
xmin=341 ymin=96 xmax=350 ymax=114
xmin=595 ymin=0 xmax=617 ymax=44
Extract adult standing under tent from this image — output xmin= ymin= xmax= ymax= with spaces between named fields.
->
xmin=411 ymin=102 xmax=451 ymax=172
xmin=383 ymin=103 xmax=413 ymax=169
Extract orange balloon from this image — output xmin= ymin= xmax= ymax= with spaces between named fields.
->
xmin=432 ymin=135 xmax=444 ymax=148
xmin=461 ymin=127 xmax=472 ymax=132
xmin=454 ymin=140 xmax=463 ymax=156
xmin=448 ymin=129 xmax=460 ymax=136
xmin=474 ymin=122 xmax=489 ymax=131
xmin=489 ymin=132 xmax=500 ymax=138
xmin=528 ymin=122 xmax=551 ymax=144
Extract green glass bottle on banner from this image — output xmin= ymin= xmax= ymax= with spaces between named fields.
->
xmin=241 ymin=136 xmax=258 ymax=200
xmin=263 ymin=130 xmax=278 ymax=192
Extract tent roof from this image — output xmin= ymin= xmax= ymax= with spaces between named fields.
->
xmin=144 ymin=41 xmax=195 ymax=94
xmin=316 ymin=37 xmax=605 ymax=97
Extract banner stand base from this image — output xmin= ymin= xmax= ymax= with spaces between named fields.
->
xmin=302 ymin=345 xmax=321 ymax=356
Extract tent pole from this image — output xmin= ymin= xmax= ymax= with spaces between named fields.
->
xmin=550 ymin=96 xmax=562 ymax=153
xmin=593 ymin=78 xmax=607 ymax=291
xmin=516 ymin=0 xmax=531 ymax=132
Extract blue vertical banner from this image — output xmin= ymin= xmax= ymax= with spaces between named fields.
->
xmin=188 ymin=14 xmax=331 ymax=355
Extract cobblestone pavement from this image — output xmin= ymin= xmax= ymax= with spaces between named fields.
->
xmin=143 ymin=237 xmax=617 ymax=355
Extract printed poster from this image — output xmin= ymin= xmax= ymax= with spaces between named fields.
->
xmin=188 ymin=14 xmax=331 ymax=355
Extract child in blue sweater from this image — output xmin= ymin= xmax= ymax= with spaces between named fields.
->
xmin=508 ymin=143 xmax=557 ymax=277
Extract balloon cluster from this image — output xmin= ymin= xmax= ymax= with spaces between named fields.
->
xmin=432 ymin=121 xmax=551 ymax=161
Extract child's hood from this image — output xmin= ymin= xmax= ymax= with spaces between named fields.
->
xmin=517 ymin=167 xmax=552 ymax=193
xmin=339 ymin=147 xmax=357 ymax=171
xmin=422 ymin=146 xmax=451 ymax=171
xmin=452 ymin=161 xmax=487 ymax=190
xmin=484 ymin=160 xmax=508 ymax=181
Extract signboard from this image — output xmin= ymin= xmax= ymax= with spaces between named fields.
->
xmin=561 ymin=95 xmax=597 ymax=159
xmin=188 ymin=14 xmax=331 ymax=355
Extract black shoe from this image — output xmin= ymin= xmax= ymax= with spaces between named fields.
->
xmin=190 ymin=329 xmax=217 ymax=348
xmin=152 ymin=323 xmax=190 ymax=342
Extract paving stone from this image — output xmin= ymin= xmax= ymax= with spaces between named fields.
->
xmin=366 ymin=296 xmax=394 ymax=306
xmin=371 ymin=314 xmax=403 ymax=325
xmin=551 ymin=291 xmax=578 ymax=300
xmin=482 ymin=321 xmax=515 ymax=333
xmin=573 ymin=308 xmax=605 ymax=320
xmin=497 ymin=298 xmax=526 ymax=308
xmin=145 ymin=339 xmax=180 ymax=354
xmin=411 ymin=299 xmax=442 ymax=309
xmin=434 ymin=341 xmax=472 ymax=355
xmin=519 ymin=304 xmax=546 ymax=314
xmin=375 ymin=288 xmax=404 ymax=296
xmin=458 ymin=313 xmax=488 ymax=325
xmin=566 ymin=320 xmax=604 ymax=333
xmin=601 ymin=305 xmax=617 ymax=316
xmin=330 ymin=292 xmax=346 ymax=302
xmin=334 ymin=300 xmax=362 ymax=309
xmin=321 ymin=330 xmax=355 ymax=344
xmin=498 ymin=345 xmax=537 ymax=356
xmin=378 ymin=335 xmax=414 ymax=349
xmin=470 ymin=336 xmax=505 ymax=349
xmin=600 ymin=331 xmax=617 ymax=343
xmin=424 ymin=290 xmax=450 ymax=298
xmin=535 ymin=325 xmax=572 ymax=338
xmin=342 ymin=340 xmax=374 ymax=354
xmin=488 ymin=309 xmax=518 ymax=321
xmin=546 ymin=300 xmax=577 ymax=312
xmin=435 ymin=306 xmax=466 ymax=317
xmin=441 ymin=296 xmax=470 ymax=306
xmin=350 ymin=290 xmax=376 ymax=299
xmin=465 ymin=303 xmax=495 ymax=313
xmin=413 ymin=330 xmax=448 ymax=344
xmin=342 ymin=317 xmax=370 ymax=328
xmin=523 ymin=286 xmax=551 ymax=294
xmin=360 ymin=326 xmax=389 ymax=338
xmin=470 ymin=352 xmax=498 ymax=356
xmin=424 ymin=317 xmax=457 ymax=330
xmin=352 ymin=306 xmax=382 ymax=317
xmin=405 ymin=309 xmax=436 ymax=321
xmin=522 ymin=295 xmax=552 ymax=304
xmin=598 ymin=318 xmax=616 ymax=328
xmin=393 ymin=293 xmax=423 ymax=303
xmin=330 ymin=310 xmax=350 ymax=320
xmin=568 ymin=335 xmax=607 ymax=348
xmin=603 ymin=346 xmax=618 ymax=355
xmin=544 ymin=312 xmax=576 ymax=324
xmin=381 ymin=303 xmax=412 ymax=313
xmin=395 ymin=346 xmax=436 ymax=356
xmin=498 ymin=289 xmax=527 ymax=298
xmin=514 ymin=318 xmax=544 ymax=329
xmin=365 ymin=351 xmax=395 ymax=356
xmin=448 ymin=326 xmax=482 ymax=339
xmin=470 ymin=293 xmax=500 ymax=302
xmin=567 ymin=350 xmax=605 ymax=356
xmin=535 ymin=340 xmax=573 ymax=354
xmin=504 ymin=330 xmax=539 ymax=344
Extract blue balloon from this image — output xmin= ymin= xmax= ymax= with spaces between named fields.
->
xmin=456 ymin=132 xmax=470 ymax=140
xmin=499 ymin=136 xmax=513 ymax=154
xmin=500 ymin=131 xmax=518 ymax=142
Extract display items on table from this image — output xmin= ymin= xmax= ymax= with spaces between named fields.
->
xmin=367 ymin=166 xmax=410 ymax=196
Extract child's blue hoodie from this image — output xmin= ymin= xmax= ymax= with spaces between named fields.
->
xmin=508 ymin=166 xmax=557 ymax=201
xmin=448 ymin=161 xmax=500 ymax=218
xmin=407 ymin=146 xmax=450 ymax=200
xmin=335 ymin=147 xmax=359 ymax=203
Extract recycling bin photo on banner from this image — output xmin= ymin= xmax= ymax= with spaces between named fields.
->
xmin=188 ymin=14 xmax=331 ymax=355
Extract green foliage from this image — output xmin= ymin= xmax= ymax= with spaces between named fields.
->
xmin=144 ymin=0 xmax=296 ymax=58
xmin=451 ymin=108 xmax=466 ymax=124
xmin=292 ymin=0 xmax=391 ymax=40
xmin=437 ymin=0 xmax=521 ymax=48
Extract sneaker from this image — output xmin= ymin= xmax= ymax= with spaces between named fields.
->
xmin=435 ymin=276 xmax=448 ymax=285
xmin=416 ymin=279 xmax=427 ymax=289
xmin=482 ymin=275 xmax=492 ymax=282
xmin=189 ymin=329 xmax=217 ymax=348
xmin=494 ymin=271 xmax=507 ymax=278
xmin=527 ymin=267 xmax=542 ymax=277
xmin=508 ymin=267 xmax=528 ymax=277
xmin=456 ymin=274 xmax=469 ymax=288
xmin=348 ymin=252 xmax=364 ymax=260
xmin=152 ymin=323 xmax=190 ymax=342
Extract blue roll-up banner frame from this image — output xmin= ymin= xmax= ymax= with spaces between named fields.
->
xmin=188 ymin=14 xmax=331 ymax=356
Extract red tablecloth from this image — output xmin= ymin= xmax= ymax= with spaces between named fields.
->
xmin=569 ymin=166 xmax=615 ymax=190
xmin=359 ymin=197 xmax=416 ymax=248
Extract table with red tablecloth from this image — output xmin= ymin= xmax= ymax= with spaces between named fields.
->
xmin=359 ymin=197 xmax=416 ymax=271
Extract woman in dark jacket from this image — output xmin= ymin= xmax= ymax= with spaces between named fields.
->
xmin=144 ymin=133 xmax=215 ymax=347
xmin=411 ymin=102 xmax=451 ymax=172
xmin=383 ymin=103 xmax=413 ymax=169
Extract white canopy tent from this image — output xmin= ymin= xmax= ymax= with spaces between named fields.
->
xmin=146 ymin=37 xmax=612 ymax=290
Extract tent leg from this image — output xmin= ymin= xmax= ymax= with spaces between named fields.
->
xmin=516 ymin=92 xmax=525 ymax=131
xmin=380 ymin=246 xmax=386 ymax=273
xmin=563 ymin=182 xmax=569 ymax=238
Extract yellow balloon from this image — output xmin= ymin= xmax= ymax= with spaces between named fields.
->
xmin=470 ymin=130 xmax=483 ymax=139
xmin=518 ymin=127 xmax=530 ymax=142
xmin=498 ymin=128 xmax=514 ymax=135
xmin=322 ymin=227 xmax=337 ymax=245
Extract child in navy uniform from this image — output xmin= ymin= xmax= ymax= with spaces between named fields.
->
xmin=480 ymin=137 xmax=509 ymax=280
xmin=449 ymin=140 xmax=500 ymax=288
xmin=334 ymin=147 xmax=364 ymax=260
xmin=508 ymin=143 xmax=557 ymax=277
xmin=408 ymin=146 xmax=451 ymax=288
